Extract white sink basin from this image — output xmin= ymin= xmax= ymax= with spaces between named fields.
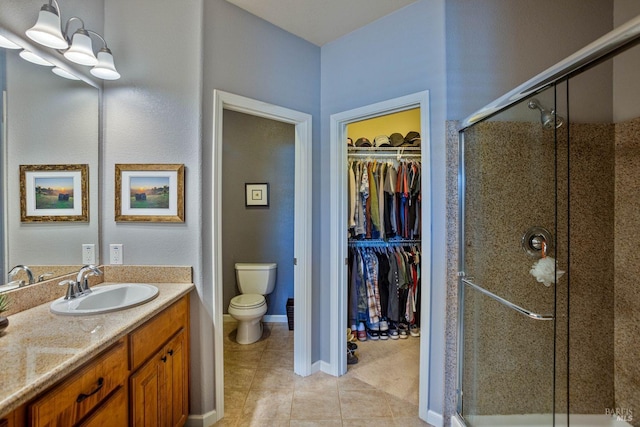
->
xmin=50 ymin=283 xmax=159 ymax=316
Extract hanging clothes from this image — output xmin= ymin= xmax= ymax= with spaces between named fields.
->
xmin=348 ymin=159 xmax=421 ymax=241
xmin=347 ymin=244 xmax=421 ymax=329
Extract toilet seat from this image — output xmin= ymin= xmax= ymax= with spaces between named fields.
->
xmin=229 ymin=294 xmax=265 ymax=309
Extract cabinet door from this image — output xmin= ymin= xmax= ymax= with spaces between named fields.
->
xmin=165 ymin=329 xmax=188 ymax=427
xmin=130 ymin=354 xmax=163 ymax=427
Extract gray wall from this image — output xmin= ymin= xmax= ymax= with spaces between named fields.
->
xmin=221 ymin=110 xmax=294 ymax=316
xmin=103 ymin=0 xmax=206 ymax=414
xmin=201 ymin=0 xmax=320 ymax=415
xmin=320 ymin=0 xmax=448 ymax=416
xmin=613 ymin=0 xmax=640 ymax=121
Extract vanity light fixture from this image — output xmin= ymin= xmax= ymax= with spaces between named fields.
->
xmin=25 ymin=0 xmax=68 ymax=50
xmin=90 ymin=46 xmax=121 ymax=80
xmin=52 ymin=66 xmax=80 ymax=80
xmin=63 ymin=20 xmax=97 ymax=66
xmin=0 ymin=35 xmax=21 ymax=49
xmin=25 ymin=0 xmax=120 ymax=80
xmin=19 ymin=50 xmax=53 ymax=67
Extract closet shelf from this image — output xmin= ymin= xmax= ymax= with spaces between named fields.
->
xmin=348 ymin=146 xmax=421 ymax=159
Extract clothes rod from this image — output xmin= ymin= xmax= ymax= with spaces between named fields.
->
xmin=348 ymin=239 xmax=421 ymax=247
xmin=348 ymin=153 xmax=421 ymax=159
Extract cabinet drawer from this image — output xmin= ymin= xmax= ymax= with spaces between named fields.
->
xmin=129 ymin=295 xmax=189 ymax=371
xmin=29 ymin=339 xmax=128 ymax=427
xmin=78 ymin=385 xmax=128 ymax=427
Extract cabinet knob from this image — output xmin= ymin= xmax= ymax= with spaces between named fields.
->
xmin=168 ymin=349 xmax=174 ymax=356
xmin=161 ymin=355 xmax=167 ymax=363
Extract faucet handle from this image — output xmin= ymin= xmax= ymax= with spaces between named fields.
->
xmin=38 ymin=273 xmax=54 ymax=282
xmin=59 ymin=279 xmax=77 ymax=300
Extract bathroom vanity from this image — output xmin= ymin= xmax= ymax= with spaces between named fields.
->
xmin=0 ymin=280 xmax=193 ymax=427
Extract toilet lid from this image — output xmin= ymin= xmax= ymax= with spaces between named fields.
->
xmin=230 ymin=294 xmax=265 ymax=309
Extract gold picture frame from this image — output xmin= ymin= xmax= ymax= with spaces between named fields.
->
xmin=20 ymin=164 xmax=89 ymax=222
xmin=115 ymin=164 xmax=185 ymax=222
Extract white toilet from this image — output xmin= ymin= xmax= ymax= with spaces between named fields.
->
xmin=228 ymin=262 xmax=277 ymax=344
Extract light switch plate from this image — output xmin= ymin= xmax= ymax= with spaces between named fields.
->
xmin=109 ymin=244 xmax=123 ymax=265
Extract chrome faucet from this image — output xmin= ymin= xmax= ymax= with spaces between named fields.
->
xmin=76 ymin=265 xmax=103 ymax=296
xmin=8 ymin=265 xmax=34 ymax=287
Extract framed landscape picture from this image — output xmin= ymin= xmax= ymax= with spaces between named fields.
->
xmin=20 ymin=164 xmax=89 ymax=222
xmin=115 ymin=164 xmax=185 ymax=222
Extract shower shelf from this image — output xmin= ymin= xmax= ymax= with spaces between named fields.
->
xmin=462 ymin=278 xmax=554 ymax=321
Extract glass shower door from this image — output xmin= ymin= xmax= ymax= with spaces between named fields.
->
xmin=458 ymin=86 xmax=565 ymax=426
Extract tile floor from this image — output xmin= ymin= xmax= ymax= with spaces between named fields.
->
xmin=215 ymin=320 xmax=433 ymax=427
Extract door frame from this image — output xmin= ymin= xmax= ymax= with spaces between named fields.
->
xmin=328 ymin=91 xmax=432 ymax=420
xmin=211 ymin=90 xmax=313 ymax=419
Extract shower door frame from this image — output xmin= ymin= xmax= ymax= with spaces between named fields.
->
xmin=454 ymin=15 xmax=640 ymax=426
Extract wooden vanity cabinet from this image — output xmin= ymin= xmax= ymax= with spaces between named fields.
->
xmin=129 ymin=296 xmax=190 ymax=427
xmin=0 ymin=405 xmax=25 ymax=427
xmin=28 ymin=338 xmax=129 ymax=427
xmin=0 ymin=293 xmax=190 ymax=427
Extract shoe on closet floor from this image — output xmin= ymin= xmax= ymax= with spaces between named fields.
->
xmin=379 ymin=319 xmax=389 ymax=340
xmin=347 ymin=342 xmax=358 ymax=364
xmin=398 ymin=323 xmax=409 ymax=339
xmin=357 ymin=322 xmax=367 ymax=341
xmin=347 ymin=327 xmax=357 ymax=342
xmin=388 ymin=322 xmax=399 ymax=340
xmin=366 ymin=323 xmax=380 ymax=340
xmin=347 ymin=352 xmax=359 ymax=365
xmin=410 ymin=324 xmax=421 ymax=337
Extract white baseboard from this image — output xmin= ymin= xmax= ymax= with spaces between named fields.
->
xmin=427 ymin=410 xmax=444 ymax=427
xmin=311 ymin=360 xmax=323 ymax=374
xmin=263 ymin=314 xmax=287 ymax=323
xmin=223 ymin=313 xmax=288 ymax=323
xmin=186 ymin=410 xmax=218 ymax=427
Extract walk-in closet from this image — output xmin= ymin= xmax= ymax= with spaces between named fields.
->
xmin=345 ymin=108 xmax=422 ymax=405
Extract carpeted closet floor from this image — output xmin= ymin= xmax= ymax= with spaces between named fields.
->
xmin=215 ymin=320 xmax=431 ymax=426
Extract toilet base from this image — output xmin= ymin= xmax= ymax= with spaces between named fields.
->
xmin=235 ymin=318 xmax=264 ymax=344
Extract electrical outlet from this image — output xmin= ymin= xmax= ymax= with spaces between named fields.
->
xmin=82 ymin=244 xmax=96 ymax=265
xmin=109 ymin=244 xmax=123 ymax=265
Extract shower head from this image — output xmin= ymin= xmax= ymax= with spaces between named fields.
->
xmin=527 ymin=98 xmax=565 ymax=129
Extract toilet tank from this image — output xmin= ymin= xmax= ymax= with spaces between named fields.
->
xmin=235 ymin=263 xmax=277 ymax=295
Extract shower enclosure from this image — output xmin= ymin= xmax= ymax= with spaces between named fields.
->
xmin=456 ymin=15 xmax=640 ymax=427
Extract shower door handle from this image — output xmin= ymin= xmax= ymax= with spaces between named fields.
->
xmin=462 ymin=278 xmax=554 ymax=321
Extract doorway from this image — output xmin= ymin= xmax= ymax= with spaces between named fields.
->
xmin=211 ymin=90 xmax=313 ymax=420
xmin=328 ymin=91 xmax=432 ymax=421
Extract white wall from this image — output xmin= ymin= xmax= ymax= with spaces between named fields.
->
xmin=320 ymin=0 xmax=448 ymax=417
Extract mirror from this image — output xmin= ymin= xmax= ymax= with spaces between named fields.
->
xmin=0 ymin=32 xmax=100 ymax=290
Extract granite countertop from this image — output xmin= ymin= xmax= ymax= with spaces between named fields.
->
xmin=0 ymin=281 xmax=194 ymax=416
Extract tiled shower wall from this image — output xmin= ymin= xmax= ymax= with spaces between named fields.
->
xmin=614 ymin=117 xmax=640 ymax=426
xmin=446 ymin=118 xmax=638 ymax=422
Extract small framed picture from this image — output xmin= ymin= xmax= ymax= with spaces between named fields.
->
xmin=245 ymin=183 xmax=269 ymax=207
xmin=20 ymin=164 xmax=89 ymax=222
xmin=115 ymin=164 xmax=185 ymax=222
